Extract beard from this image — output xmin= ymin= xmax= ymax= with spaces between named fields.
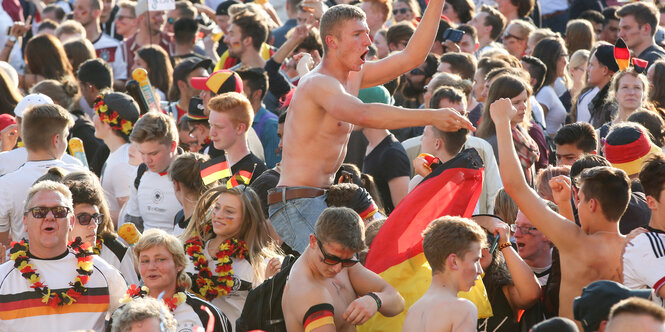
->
xmin=401 ymin=77 xmax=426 ymax=99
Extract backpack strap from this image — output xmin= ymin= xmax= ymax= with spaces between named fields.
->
xmin=134 ymin=163 xmax=148 ymax=190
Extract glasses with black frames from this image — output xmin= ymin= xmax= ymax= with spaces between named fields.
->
xmin=316 ymin=238 xmax=359 ymax=267
xmin=25 ymin=206 xmax=70 ymax=219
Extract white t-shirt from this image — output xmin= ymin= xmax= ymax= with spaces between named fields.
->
xmin=0 ymin=159 xmax=86 ymax=241
xmin=184 ymin=240 xmax=267 ymax=331
xmin=101 ymin=144 xmax=137 ymax=214
xmin=623 ymin=229 xmax=665 ymax=306
xmin=0 ymin=147 xmax=83 ymax=176
xmin=93 ymin=33 xmax=127 ymax=80
xmin=174 ymin=292 xmax=232 ymax=332
xmin=575 ymin=87 xmax=599 ymax=124
xmin=0 ymin=252 xmax=127 ymax=331
xmin=536 ymin=86 xmax=567 ymax=137
xmin=99 ymin=237 xmax=140 ymax=286
xmin=538 ymin=0 xmax=568 ymax=16
xmin=124 ymin=170 xmax=182 ymax=233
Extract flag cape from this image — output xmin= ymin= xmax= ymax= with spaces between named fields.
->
xmin=360 ymin=148 xmax=487 ymax=332
xmin=200 ymin=156 xmax=231 ymax=185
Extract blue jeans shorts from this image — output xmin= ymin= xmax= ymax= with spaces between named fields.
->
xmin=268 ymin=189 xmax=327 ymax=254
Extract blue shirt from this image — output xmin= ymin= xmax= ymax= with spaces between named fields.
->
xmin=253 ymin=106 xmax=280 ymax=168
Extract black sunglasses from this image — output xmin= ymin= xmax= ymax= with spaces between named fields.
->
xmin=76 ymin=213 xmax=104 ymax=226
xmin=25 ymin=206 xmax=70 ymax=219
xmin=316 ymin=238 xmax=359 ymax=267
xmin=392 ymin=8 xmax=409 ymax=15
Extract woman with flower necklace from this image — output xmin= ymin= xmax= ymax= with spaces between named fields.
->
xmin=108 ymin=229 xmax=232 ymax=332
xmin=182 ymin=185 xmax=283 ymax=329
xmin=63 ymin=172 xmax=140 ymax=285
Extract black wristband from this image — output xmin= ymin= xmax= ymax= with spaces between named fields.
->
xmin=366 ymin=292 xmax=382 ymax=310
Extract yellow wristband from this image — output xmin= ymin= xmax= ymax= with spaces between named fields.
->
xmin=498 ymin=242 xmax=512 ymax=251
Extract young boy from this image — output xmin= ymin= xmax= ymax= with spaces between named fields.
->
xmin=402 ymin=216 xmax=487 ymax=331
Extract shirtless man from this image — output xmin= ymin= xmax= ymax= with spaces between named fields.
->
xmin=402 ymin=216 xmax=486 ymax=332
xmin=490 ymin=97 xmax=630 ymax=324
xmin=268 ymin=2 xmax=474 ymax=254
xmin=282 ymin=207 xmax=404 ymax=331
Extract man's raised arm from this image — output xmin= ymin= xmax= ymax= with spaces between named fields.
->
xmin=311 ymin=74 xmax=473 ymax=131
xmin=347 ymin=263 xmax=405 ymax=321
xmin=360 ymin=0 xmax=445 ymax=88
xmin=490 ymin=98 xmax=584 ymax=252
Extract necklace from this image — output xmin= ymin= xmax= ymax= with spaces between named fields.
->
xmin=120 ymin=284 xmax=187 ymax=312
xmin=184 ymin=237 xmax=248 ymax=301
xmin=93 ymin=237 xmax=104 ymax=255
xmin=9 ymin=237 xmax=94 ymax=307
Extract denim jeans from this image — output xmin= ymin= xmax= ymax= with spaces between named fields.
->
xmin=268 ymin=191 xmax=328 ymax=254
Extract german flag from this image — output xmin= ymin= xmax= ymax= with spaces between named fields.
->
xmin=614 ymin=38 xmax=631 ymax=72
xmin=200 ymin=156 xmax=231 ymax=185
xmin=226 ymin=169 xmax=252 ymax=188
xmin=360 ymin=149 xmax=488 ymax=331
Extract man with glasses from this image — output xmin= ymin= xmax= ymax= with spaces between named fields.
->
xmin=282 ymin=207 xmax=404 ymax=331
xmin=114 ymin=1 xmax=138 ymax=40
xmin=502 ymin=20 xmax=534 ymax=59
xmin=513 ymin=210 xmax=553 ymax=286
xmin=123 ymin=0 xmax=172 ymax=78
xmin=0 ymin=104 xmax=86 ymax=247
xmin=0 ymin=180 xmax=127 ymax=331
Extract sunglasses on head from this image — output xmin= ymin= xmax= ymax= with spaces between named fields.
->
xmin=392 ymin=8 xmax=409 ymax=15
xmin=316 ymin=238 xmax=359 ymax=267
xmin=25 ymin=206 xmax=70 ymax=219
xmin=76 ymin=213 xmax=104 ymax=226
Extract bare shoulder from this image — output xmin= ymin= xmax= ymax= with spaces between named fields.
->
xmin=284 ymin=270 xmax=335 ymax=316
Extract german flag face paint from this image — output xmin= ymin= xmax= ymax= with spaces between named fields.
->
xmin=303 ymin=303 xmax=335 ymax=332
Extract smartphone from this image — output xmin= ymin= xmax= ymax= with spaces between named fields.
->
xmin=442 ymin=28 xmax=465 ymax=43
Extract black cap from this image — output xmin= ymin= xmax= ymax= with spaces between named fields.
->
xmin=173 ymin=58 xmax=213 ymax=86
xmin=216 ymin=0 xmax=240 ymax=16
xmin=573 ymin=280 xmax=652 ymax=332
xmin=186 ymin=97 xmax=207 ymax=120
xmin=594 ymin=44 xmax=620 ymax=73
xmin=531 ymin=317 xmax=579 ymax=332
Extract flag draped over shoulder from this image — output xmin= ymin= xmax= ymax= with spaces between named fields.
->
xmin=361 ymin=148 xmax=487 ymax=332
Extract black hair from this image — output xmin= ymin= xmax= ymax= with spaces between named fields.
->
xmin=520 ymin=55 xmax=547 ymax=93
xmin=77 ymin=58 xmax=113 ymax=90
xmin=174 ymin=17 xmax=199 ymax=45
xmin=553 ymin=122 xmax=598 ymax=153
xmin=235 ymin=67 xmax=269 ymax=100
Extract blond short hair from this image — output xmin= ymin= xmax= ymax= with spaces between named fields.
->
xmin=134 ymin=229 xmax=191 ymax=289
xmin=24 ymin=180 xmax=73 ymax=212
xmin=55 ymin=20 xmax=86 ymax=39
xmin=422 ymin=216 xmax=487 ymax=273
xmin=111 ymin=297 xmax=177 ymax=332
xmin=22 ymin=104 xmax=74 ymax=152
xmin=207 ymin=92 xmax=254 ymax=131
xmin=130 ymin=112 xmax=179 ymax=146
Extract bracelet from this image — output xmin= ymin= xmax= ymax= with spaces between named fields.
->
xmin=498 ymin=242 xmax=512 ymax=251
xmin=366 ymin=292 xmax=382 ymax=310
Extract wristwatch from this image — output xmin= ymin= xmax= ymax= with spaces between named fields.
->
xmin=7 ymin=36 xmax=17 ymax=43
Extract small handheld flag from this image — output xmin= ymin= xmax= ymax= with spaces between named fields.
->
xmin=226 ymin=164 xmax=257 ymax=188
xmin=614 ymin=38 xmax=631 ymax=72
xmin=200 ymin=156 xmax=231 ymax=185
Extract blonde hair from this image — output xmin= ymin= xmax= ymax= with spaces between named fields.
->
xmin=111 ymin=297 xmax=177 ymax=332
xmin=208 ymin=92 xmax=254 ymax=131
xmin=607 ymin=69 xmax=650 ymax=107
xmin=493 ymin=188 xmax=518 ymax=224
xmin=22 ymin=104 xmax=74 ymax=152
xmin=130 ymin=112 xmax=179 ymax=146
xmin=135 ymin=229 xmax=192 ymax=290
xmin=182 ymin=186 xmax=282 ymax=282
xmin=30 ymin=79 xmax=79 ymax=110
xmin=25 ymin=180 xmax=73 ymax=212
xmin=422 ymin=216 xmax=487 ymax=273
xmin=55 ymin=19 xmax=86 ymax=40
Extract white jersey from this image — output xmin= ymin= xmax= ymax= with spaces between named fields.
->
xmin=0 ymin=159 xmax=87 ymax=242
xmin=184 ymin=239 xmax=268 ymax=331
xmin=0 ymin=252 xmax=127 ymax=331
xmin=99 ymin=236 xmax=140 ymax=286
xmin=101 ymin=144 xmax=137 ymax=214
xmin=623 ymin=227 xmax=665 ymax=306
xmin=0 ymin=147 xmax=82 ymax=176
xmin=124 ymin=169 xmax=182 ymax=233
xmin=174 ymin=292 xmax=232 ymax=332
xmin=93 ymin=33 xmax=127 ymax=80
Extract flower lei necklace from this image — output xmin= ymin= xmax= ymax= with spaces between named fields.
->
xmin=184 ymin=237 xmax=248 ymax=301
xmin=93 ymin=237 xmax=104 ymax=255
xmin=9 ymin=237 xmax=94 ymax=307
xmin=93 ymin=95 xmax=134 ymax=135
xmin=120 ymin=284 xmax=187 ymax=312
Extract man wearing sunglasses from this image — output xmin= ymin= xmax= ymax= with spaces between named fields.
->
xmin=0 ymin=181 xmax=127 ymax=331
xmin=282 ymin=207 xmax=404 ymax=331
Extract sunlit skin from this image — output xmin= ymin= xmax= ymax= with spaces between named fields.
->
xmin=459 ymin=33 xmax=477 ymax=54
xmin=392 ymin=1 xmax=414 ymax=23
xmin=68 ymin=203 xmax=100 ymax=245
xmin=23 ymin=191 xmax=74 ymax=258
xmin=618 ymin=15 xmax=651 ymax=54
xmin=555 ymin=144 xmax=586 ymax=166
xmin=615 ymin=74 xmax=645 ymax=113
xmin=514 ymin=211 xmax=551 ymax=268
xmin=224 ymin=24 xmax=246 ymax=58
xmin=373 ymin=32 xmax=390 ymax=59
xmin=135 ymin=140 xmax=177 ymax=173
xmin=138 ymin=245 xmax=179 ymax=297
xmin=210 ymin=193 xmax=243 ymax=242
xmin=128 ymin=317 xmax=162 ymax=332
xmin=208 ymin=111 xmax=243 ymax=151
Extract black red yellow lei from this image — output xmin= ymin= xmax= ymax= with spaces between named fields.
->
xmin=93 ymin=237 xmax=103 ymax=255
xmin=184 ymin=237 xmax=248 ymax=301
xmin=120 ymin=284 xmax=186 ymax=312
xmin=93 ymin=95 xmax=133 ymax=135
xmin=9 ymin=237 xmax=94 ymax=307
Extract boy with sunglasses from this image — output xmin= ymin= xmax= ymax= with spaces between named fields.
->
xmin=403 ymin=216 xmax=487 ymax=332
xmin=282 ymin=207 xmax=404 ymax=331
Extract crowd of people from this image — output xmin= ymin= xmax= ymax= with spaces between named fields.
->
xmin=2 ymin=0 xmax=665 ymax=330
